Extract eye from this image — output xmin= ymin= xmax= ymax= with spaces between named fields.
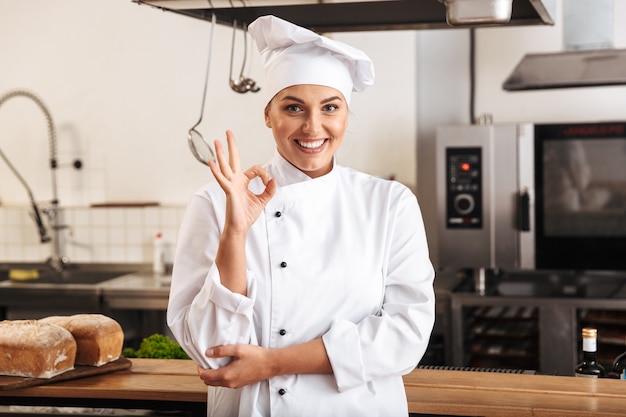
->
xmin=285 ymin=104 xmax=303 ymax=113
xmin=323 ymin=103 xmax=339 ymax=112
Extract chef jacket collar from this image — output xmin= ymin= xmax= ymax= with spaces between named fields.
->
xmin=269 ymin=150 xmax=337 ymax=187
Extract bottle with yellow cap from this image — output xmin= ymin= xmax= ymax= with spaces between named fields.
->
xmin=575 ymin=328 xmax=605 ymax=378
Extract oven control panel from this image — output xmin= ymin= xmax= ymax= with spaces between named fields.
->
xmin=445 ymin=147 xmax=482 ymax=228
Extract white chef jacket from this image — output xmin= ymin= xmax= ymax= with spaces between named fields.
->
xmin=167 ymin=151 xmax=435 ymax=417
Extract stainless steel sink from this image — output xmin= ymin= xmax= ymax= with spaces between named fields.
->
xmin=0 ymin=263 xmax=138 ymax=285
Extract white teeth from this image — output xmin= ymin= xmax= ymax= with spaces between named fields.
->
xmin=297 ymin=139 xmax=325 ymax=149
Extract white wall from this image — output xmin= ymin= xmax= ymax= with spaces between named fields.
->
xmin=3 ymin=0 xmax=626 ymax=266
xmin=0 ymin=0 xmax=417 ymax=207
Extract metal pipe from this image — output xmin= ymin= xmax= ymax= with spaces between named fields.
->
xmin=0 ymin=89 xmax=66 ymax=271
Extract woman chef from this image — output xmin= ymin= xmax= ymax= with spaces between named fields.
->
xmin=167 ymin=15 xmax=435 ymax=417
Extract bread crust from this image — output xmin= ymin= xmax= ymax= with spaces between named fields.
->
xmin=40 ymin=314 xmax=124 ymax=366
xmin=0 ymin=320 xmax=77 ymax=378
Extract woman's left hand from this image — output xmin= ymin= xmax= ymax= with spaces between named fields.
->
xmin=197 ymin=344 xmax=273 ymax=388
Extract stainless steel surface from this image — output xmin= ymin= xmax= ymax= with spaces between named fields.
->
xmin=0 ymin=90 xmax=58 ymax=254
xmin=228 ymin=21 xmax=261 ymax=94
xmin=133 ymin=0 xmax=553 ymax=32
xmin=0 ymin=264 xmax=171 ymax=345
xmin=187 ymin=12 xmax=217 ymax=166
xmin=563 ymin=0 xmax=613 ymax=51
xmin=503 ymin=48 xmax=626 ymax=91
xmin=435 ymin=123 xmax=535 ymax=270
xmin=441 ymin=0 xmax=513 ymax=25
xmin=0 ymin=263 xmax=151 ymax=315
xmin=473 ymin=267 xmax=486 ymax=295
xmin=0 ymin=287 xmax=101 ymax=319
xmin=455 ymin=269 xmax=626 ymax=299
xmin=0 ymin=90 xmax=86 ymax=272
xmin=0 ymin=269 xmax=133 ymax=285
xmin=0 ymin=262 xmax=144 ymax=280
xmin=99 ymin=273 xmax=171 ymax=342
xmin=504 ymin=0 xmax=625 ymax=91
xmin=516 ymin=123 xmax=535 ymax=269
xmin=448 ymin=269 xmax=626 ymax=374
xmin=101 ymin=273 xmax=171 ymax=310
xmin=449 ymin=288 xmax=626 ymax=375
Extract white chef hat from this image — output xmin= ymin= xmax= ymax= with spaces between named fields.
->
xmin=248 ymin=15 xmax=375 ymax=106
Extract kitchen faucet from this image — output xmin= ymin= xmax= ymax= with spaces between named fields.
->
xmin=0 ymin=89 xmax=70 ymax=272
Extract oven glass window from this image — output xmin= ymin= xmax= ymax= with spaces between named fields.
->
xmin=543 ymin=138 xmax=626 ymax=237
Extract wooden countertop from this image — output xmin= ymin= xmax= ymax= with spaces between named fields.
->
xmin=0 ymin=359 xmax=207 ymax=416
xmin=2 ymin=358 xmax=204 ymax=402
xmin=2 ymin=359 xmax=626 ymax=416
xmin=404 ymin=368 xmax=626 ymax=416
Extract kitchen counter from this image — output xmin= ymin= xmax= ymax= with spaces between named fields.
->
xmin=0 ymin=265 xmax=171 ymax=315
xmin=100 ymin=272 xmax=171 ymax=310
xmin=0 ymin=265 xmax=169 ymax=292
xmin=0 ymin=359 xmax=206 ymax=416
xmin=1 ymin=359 xmax=624 ymax=416
xmin=405 ymin=368 xmax=625 ymax=416
xmin=0 ymin=265 xmax=172 ymax=345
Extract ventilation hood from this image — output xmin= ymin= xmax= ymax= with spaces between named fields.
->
xmin=134 ymin=0 xmax=553 ymax=32
xmin=503 ymin=48 xmax=626 ymax=91
xmin=504 ymin=0 xmax=626 ymax=91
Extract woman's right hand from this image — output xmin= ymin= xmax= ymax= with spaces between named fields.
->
xmin=209 ymin=130 xmax=276 ymax=295
xmin=209 ymin=130 xmax=277 ymax=236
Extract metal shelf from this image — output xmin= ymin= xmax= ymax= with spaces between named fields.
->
xmin=133 ymin=0 xmax=553 ymax=32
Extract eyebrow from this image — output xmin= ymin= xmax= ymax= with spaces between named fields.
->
xmin=281 ymin=95 xmax=343 ymax=104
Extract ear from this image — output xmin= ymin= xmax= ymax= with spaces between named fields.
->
xmin=264 ymin=107 xmax=271 ymax=128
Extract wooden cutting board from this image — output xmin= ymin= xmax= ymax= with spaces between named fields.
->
xmin=0 ymin=357 xmax=132 ymax=391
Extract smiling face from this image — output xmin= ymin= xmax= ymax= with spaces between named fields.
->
xmin=264 ymin=84 xmax=349 ymax=178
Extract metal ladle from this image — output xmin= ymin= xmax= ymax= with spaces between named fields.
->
xmin=229 ymin=20 xmax=260 ymax=94
xmin=187 ymin=12 xmax=217 ymax=166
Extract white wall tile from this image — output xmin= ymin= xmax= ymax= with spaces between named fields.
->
xmin=0 ymin=205 xmax=185 ymax=264
xmin=90 ymin=209 xmax=108 ymax=227
xmin=142 ymin=207 xmax=161 ymax=227
xmin=71 ymin=208 xmax=91 ymax=226
xmin=107 ymin=209 xmax=126 ymax=226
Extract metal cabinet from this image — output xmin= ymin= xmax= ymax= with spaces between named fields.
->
xmin=449 ymin=291 xmax=626 ymax=375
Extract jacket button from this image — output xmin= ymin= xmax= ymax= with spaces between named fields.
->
xmin=280 ymin=261 xmax=287 ymax=268
xmin=275 ymin=211 xmax=282 ymax=217
xmin=279 ymin=329 xmax=287 ymax=336
xmin=278 ymin=388 xmax=286 ymax=396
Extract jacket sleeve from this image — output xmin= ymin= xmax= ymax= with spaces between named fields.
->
xmin=322 ymin=187 xmax=436 ymax=392
xmin=166 ymin=191 xmax=257 ymax=369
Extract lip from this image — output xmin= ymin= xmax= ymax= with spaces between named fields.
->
xmin=294 ymin=138 xmax=328 ymax=153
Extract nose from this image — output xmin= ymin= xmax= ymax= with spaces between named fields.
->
xmin=302 ymin=113 xmax=320 ymax=135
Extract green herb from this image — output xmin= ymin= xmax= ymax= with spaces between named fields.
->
xmin=123 ymin=333 xmax=191 ymax=360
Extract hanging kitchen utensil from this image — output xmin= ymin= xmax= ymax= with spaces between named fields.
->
xmin=229 ymin=19 xmax=260 ymax=94
xmin=187 ymin=12 xmax=217 ymax=166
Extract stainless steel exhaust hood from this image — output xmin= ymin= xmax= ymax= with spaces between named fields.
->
xmin=504 ymin=0 xmax=625 ymax=91
xmin=134 ymin=0 xmax=553 ymax=32
xmin=503 ymin=48 xmax=626 ymax=91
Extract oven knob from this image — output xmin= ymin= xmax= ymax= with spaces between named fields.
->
xmin=454 ymin=193 xmax=475 ymax=215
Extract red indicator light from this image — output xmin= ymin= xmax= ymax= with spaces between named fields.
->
xmin=460 ymin=162 xmax=471 ymax=172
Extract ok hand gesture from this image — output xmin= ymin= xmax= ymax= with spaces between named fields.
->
xmin=209 ymin=130 xmax=277 ymax=236
xmin=209 ymin=130 xmax=276 ymax=294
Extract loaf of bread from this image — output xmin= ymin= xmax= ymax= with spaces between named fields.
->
xmin=40 ymin=314 xmax=124 ymax=366
xmin=0 ymin=320 xmax=77 ymax=378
